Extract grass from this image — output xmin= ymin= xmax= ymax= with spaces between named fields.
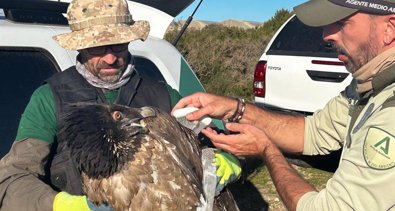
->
xmin=229 ymin=160 xmax=334 ymax=211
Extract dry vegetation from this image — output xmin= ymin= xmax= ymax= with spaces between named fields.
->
xmin=166 ymin=9 xmax=293 ymax=100
xmin=229 ymin=163 xmax=333 ymax=211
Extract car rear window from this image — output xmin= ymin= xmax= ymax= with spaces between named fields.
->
xmin=0 ymin=48 xmax=59 ymax=158
xmin=267 ymin=16 xmax=338 ymax=58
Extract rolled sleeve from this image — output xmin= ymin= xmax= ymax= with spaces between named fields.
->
xmin=304 ymin=94 xmax=349 ymax=155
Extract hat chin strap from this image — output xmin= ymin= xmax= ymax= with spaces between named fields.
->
xmin=69 ymin=15 xmax=134 ymax=31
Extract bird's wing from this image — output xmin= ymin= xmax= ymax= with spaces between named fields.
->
xmin=83 ymin=134 xmax=203 ymax=211
xmin=143 ymin=109 xmax=204 ymax=189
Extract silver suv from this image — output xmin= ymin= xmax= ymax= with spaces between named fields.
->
xmin=253 ymin=14 xmax=352 ymax=115
xmin=0 ymin=0 xmax=205 ymax=158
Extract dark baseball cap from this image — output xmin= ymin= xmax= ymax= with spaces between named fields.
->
xmin=294 ymin=0 xmax=395 ymax=27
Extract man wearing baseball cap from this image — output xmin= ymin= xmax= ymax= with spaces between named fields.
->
xmin=172 ymin=0 xmax=395 ymax=210
xmin=0 ymin=0 xmax=241 ymax=210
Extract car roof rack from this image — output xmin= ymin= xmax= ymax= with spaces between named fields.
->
xmin=0 ymin=0 xmax=68 ymax=25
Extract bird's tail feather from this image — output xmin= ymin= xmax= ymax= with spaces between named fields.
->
xmin=197 ymin=148 xmax=217 ymax=211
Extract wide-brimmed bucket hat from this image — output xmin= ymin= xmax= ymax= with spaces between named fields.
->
xmin=53 ymin=0 xmax=150 ymax=50
xmin=294 ymin=0 xmax=395 ymax=27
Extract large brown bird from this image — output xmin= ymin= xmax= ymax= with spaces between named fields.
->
xmin=58 ymin=103 xmax=239 ymax=211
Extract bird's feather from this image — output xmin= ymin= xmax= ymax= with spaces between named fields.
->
xmin=58 ymin=103 xmax=238 ymax=211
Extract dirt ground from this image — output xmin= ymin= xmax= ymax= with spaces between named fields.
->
xmin=228 ymin=159 xmax=334 ymax=211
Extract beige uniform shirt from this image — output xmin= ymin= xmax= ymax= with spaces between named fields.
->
xmin=298 ymin=69 xmax=395 ymax=210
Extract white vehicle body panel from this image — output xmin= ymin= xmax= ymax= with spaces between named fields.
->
xmin=127 ymin=1 xmax=173 ymax=39
xmin=0 ymin=13 xmax=188 ymax=92
xmin=0 ymin=22 xmax=77 ymax=69
xmin=261 ymin=54 xmax=351 ymax=112
xmin=129 ymin=36 xmax=183 ymax=89
xmin=0 ymin=1 xmax=200 ymax=85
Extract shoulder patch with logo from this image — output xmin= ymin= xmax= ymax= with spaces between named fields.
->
xmin=363 ymin=127 xmax=395 ymax=170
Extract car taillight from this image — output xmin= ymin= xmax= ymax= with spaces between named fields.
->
xmin=253 ymin=61 xmax=267 ymax=97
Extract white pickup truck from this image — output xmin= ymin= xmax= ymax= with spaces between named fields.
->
xmin=253 ymin=14 xmax=352 ymax=115
xmin=253 ymin=14 xmax=350 ymax=171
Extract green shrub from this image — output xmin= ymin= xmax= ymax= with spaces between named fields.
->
xmin=165 ymin=9 xmax=293 ymax=101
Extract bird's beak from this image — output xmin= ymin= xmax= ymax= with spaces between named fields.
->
xmin=120 ymin=119 xmax=143 ymax=129
xmin=120 ymin=119 xmax=148 ymax=136
xmin=119 ymin=107 xmax=156 ymax=133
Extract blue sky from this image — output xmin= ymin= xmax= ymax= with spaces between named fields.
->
xmin=176 ymin=0 xmax=306 ymax=22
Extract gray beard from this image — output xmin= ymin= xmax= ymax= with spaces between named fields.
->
xmin=75 ymin=59 xmax=134 ymax=90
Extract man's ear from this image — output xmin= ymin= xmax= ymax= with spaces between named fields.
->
xmin=77 ymin=49 xmax=88 ymax=63
xmin=384 ymin=15 xmax=395 ymax=46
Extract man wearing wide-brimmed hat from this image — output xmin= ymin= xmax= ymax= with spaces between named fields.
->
xmin=0 ymin=0 xmax=178 ymax=210
xmin=171 ymin=0 xmax=395 ymax=210
xmin=52 ymin=0 xmax=150 ymax=88
xmin=0 ymin=0 xmax=243 ymax=210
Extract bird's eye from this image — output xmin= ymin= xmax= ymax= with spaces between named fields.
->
xmin=112 ymin=111 xmax=123 ymax=121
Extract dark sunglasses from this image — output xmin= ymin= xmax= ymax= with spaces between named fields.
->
xmin=86 ymin=43 xmax=129 ymax=55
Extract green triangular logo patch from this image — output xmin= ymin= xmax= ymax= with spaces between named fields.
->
xmin=363 ymin=127 xmax=395 ymax=170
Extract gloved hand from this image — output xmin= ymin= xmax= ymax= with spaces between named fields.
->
xmin=214 ymin=151 xmax=242 ymax=194
xmin=53 ymin=191 xmax=112 ymax=211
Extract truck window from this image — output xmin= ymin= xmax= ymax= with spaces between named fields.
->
xmin=267 ymin=16 xmax=337 ymax=58
xmin=0 ymin=48 xmax=59 ymax=158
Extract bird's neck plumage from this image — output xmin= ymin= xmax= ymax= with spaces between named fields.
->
xmin=69 ymin=121 xmax=138 ymax=179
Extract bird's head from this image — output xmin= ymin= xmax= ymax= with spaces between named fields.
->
xmin=58 ymin=103 xmax=156 ymax=179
